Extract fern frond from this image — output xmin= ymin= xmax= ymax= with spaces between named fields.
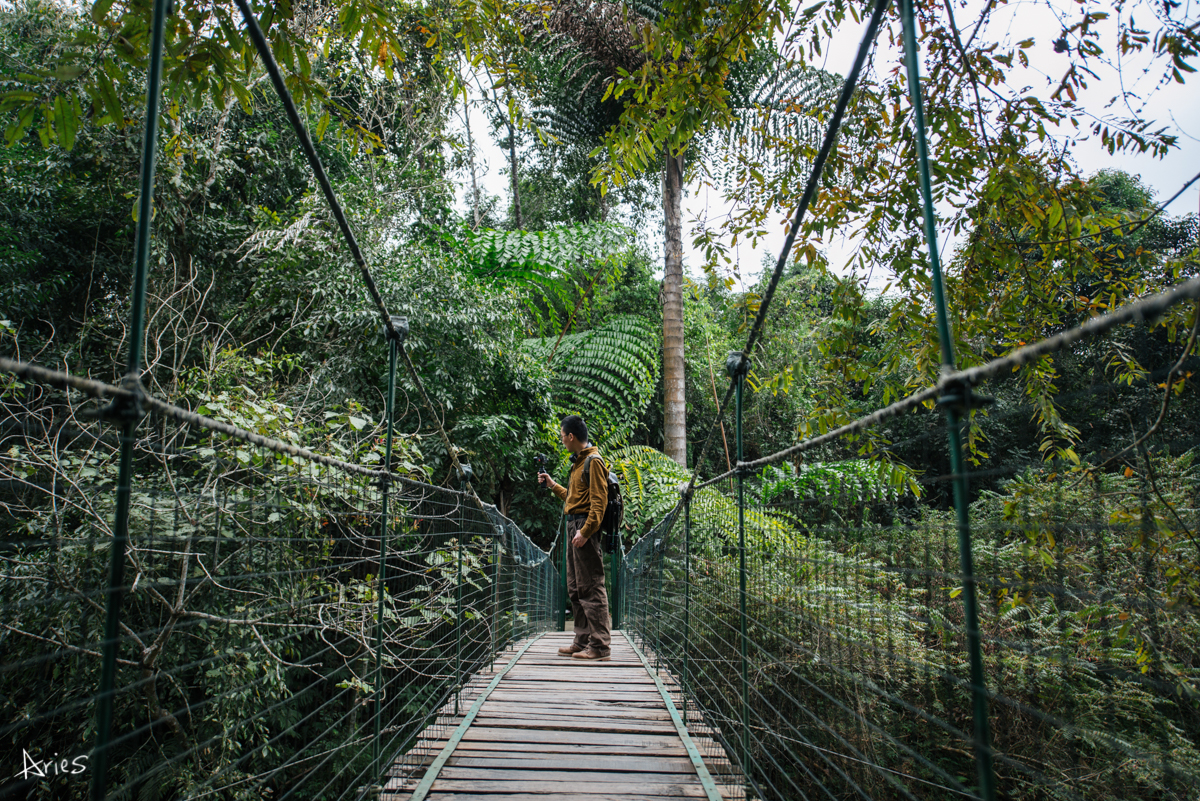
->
xmin=461 ymin=222 xmax=634 ymax=333
xmin=703 ymin=52 xmax=844 ymax=189
xmin=524 ymin=315 xmax=660 ymax=448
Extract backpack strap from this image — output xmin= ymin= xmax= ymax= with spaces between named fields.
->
xmin=581 ymin=453 xmax=605 ymax=482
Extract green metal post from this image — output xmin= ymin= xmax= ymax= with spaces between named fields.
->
xmin=730 ymin=353 xmax=750 ymax=775
xmin=899 ymin=1 xmax=996 ymax=797
xmin=92 ymin=0 xmax=170 ymax=797
xmin=371 ymin=324 xmax=400 ymax=780
xmin=491 ymin=536 xmax=500 ymax=655
xmin=682 ymin=499 xmax=691 ymax=721
xmin=455 ymin=528 xmax=463 ymax=715
xmin=610 ymin=543 xmax=621 ymax=631
xmin=559 ymin=516 xmax=568 ymax=632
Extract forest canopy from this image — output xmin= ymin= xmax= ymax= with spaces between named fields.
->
xmin=1 ymin=0 xmax=1198 ymax=796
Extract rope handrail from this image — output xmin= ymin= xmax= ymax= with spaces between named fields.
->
xmin=691 ymin=274 xmax=1200 ymax=490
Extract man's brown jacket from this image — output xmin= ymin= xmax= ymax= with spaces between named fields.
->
xmin=550 ymin=445 xmax=608 ymax=540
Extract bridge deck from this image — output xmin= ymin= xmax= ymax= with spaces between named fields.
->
xmin=386 ymin=631 xmax=734 ymax=800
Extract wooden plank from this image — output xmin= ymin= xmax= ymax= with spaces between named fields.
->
xmin=492 ymin=680 xmax=663 ymax=691
xmin=419 ymin=740 xmax=690 ymax=756
xmin=422 ymin=782 xmax=710 ymax=797
xmin=476 ymin=712 xmax=676 ymax=724
xmin=505 ymin=675 xmax=658 ymax=684
xmin=468 ymin=717 xmax=678 ymax=735
xmin=445 ymin=755 xmax=698 ymax=773
xmin=482 ymin=685 xmax=662 ymax=695
xmin=435 ymin=768 xmax=703 ymax=784
xmin=427 ymin=794 xmax=702 ymax=801
xmin=458 ymin=727 xmax=684 ymax=747
xmin=477 ymin=702 xmax=671 ymax=721
xmin=448 ymin=745 xmax=689 ymax=758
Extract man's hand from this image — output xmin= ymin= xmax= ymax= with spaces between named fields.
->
xmin=538 ymin=472 xmax=552 ymax=488
xmin=572 ymin=531 xmax=588 ymax=548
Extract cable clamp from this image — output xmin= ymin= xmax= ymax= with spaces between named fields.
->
xmin=725 ymin=351 xmax=749 ymax=379
xmin=936 ymin=377 xmax=994 ymax=414
xmin=387 ymin=315 xmax=409 ymax=343
xmin=97 ymin=372 xmax=146 ymax=424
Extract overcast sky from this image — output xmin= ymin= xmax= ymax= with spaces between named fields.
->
xmin=454 ymin=0 xmax=1199 ymax=290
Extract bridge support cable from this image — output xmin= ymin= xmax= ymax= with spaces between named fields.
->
xmin=229 ymin=0 xmax=479 ymax=512
xmin=682 ymin=0 xmax=891 ymax=501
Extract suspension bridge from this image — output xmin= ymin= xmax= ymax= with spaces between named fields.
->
xmin=2 ymin=0 xmax=1199 ymax=798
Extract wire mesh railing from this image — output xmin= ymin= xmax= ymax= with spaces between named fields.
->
xmin=614 ymin=0 xmax=1200 ymax=794
xmin=622 ymin=321 xmax=1200 ymax=799
xmin=0 ymin=377 xmax=558 ymax=800
xmin=0 ymin=0 xmax=559 ymax=794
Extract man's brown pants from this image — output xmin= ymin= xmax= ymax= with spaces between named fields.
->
xmin=566 ymin=518 xmax=612 ymax=654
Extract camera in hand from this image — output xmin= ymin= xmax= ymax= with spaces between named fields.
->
xmin=534 ymin=453 xmax=549 ymax=484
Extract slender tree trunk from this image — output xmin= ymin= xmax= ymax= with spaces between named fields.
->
xmin=504 ymin=86 xmax=523 ymax=230
xmin=464 ymin=95 xmax=482 ymax=229
xmin=662 ymin=149 xmax=687 ymax=466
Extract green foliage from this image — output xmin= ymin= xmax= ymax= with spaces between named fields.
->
xmin=758 ymin=459 xmax=921 ymax=506
xmin=523 ymin=314 xmax=660 ymax=449
xmin=461 ymin=222 xmax=635 ymax=334
xmin=0 ymin=0 xmax=427 ymax=152
xmin=587 ymin=0 xmax=797 ymax=189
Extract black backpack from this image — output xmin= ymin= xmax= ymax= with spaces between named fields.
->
xmin=582 ymin=454 xmax=624 ymax=553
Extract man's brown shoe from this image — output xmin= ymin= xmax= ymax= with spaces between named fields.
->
xmin=557 ymin=643 xmax=585 ymax=656
xmin=571 ymin=647 xmax=611 ymax=662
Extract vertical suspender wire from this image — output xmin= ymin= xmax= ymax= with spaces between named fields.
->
xmin=91 ymin=0 xmax=169 ymax=797
xmin=371 ymin=326 xmax=399 ymax=781
xmin=734 ymin=361 xmax=750 ymax=778
xmin=898 ymin=1 xmax=996 ymax=797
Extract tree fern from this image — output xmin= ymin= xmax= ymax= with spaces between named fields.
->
xmin=461 ymin=222 xmax=633 ymax=334
xmin=703 ymin=50 xmax=844 ymax=190
xmin=758 ymin=459 xmax=923 ymax=506
xmin=523 ymin=314 xmax=660 ymax=448
xmin=605 ymin=444 xmax=804 ymax=553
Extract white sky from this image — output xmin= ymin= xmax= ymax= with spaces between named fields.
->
xmin=453 ymin=0 xmax=1199 ymax=291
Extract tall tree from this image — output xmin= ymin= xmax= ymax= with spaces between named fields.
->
xmin=493 ymin=0 xmax=831 ymax=465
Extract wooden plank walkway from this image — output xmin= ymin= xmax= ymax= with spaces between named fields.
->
xmin=385 ymin=631 xmax=737 ymax=801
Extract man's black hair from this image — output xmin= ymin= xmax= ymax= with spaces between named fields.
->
xmin=560 ymin=415 xmax=589 ymax=444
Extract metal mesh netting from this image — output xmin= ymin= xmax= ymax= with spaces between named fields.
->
xmin=621 ymin=320 xmax=1200 ymax=801
xmin=0 ymin=409 xmax=558 ymax=800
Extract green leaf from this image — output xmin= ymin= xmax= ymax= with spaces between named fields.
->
xmin=91 ymin=0 xmax=116 ymax=25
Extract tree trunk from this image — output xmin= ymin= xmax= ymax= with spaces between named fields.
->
xmin=662 ymin=149 xmax=687 ymax=466
xmin=504 ymin=86 xmax=523 ymax=230
xmin=464 ymin=95 xmax=482 ymax=229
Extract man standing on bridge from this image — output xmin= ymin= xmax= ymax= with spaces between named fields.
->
xmin=538 ymin=415 xmax=611 ymax=661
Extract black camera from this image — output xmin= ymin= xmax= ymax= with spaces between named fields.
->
xmin=534 ymin=453 xmax=549 ymax=484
